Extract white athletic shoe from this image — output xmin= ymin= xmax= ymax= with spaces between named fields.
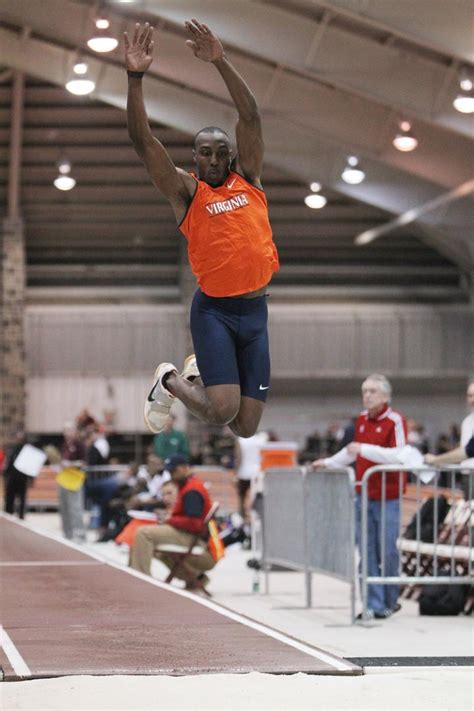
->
xmin=144 ymin=362 xmax=177 ymax=433
xmin=181 ymin=354 xmax=200 ymax=382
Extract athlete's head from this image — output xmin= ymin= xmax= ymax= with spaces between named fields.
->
xmin=193 ymin=126 xmax=233 ymax=187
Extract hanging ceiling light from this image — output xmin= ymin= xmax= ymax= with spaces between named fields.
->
xmin=87 ymin=17 xmax=119 ymax=53
xmin=341 ymin=156 xmax=365 ymax=184
xmin=304 ymin=181 xmax=327 ymax=209
xmin=453 ymin=72 xmax=474 ymax=114
xmin=66 ymin=60 xmax=95 ymax=95
xmin=54 ymin=159 xmax=76 ymax=191
xmin=393 ymin=120 xmax=418 ymax=152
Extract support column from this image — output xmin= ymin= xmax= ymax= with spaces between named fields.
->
xmin=1 ymin=218 xmax=26 ymax=447
xmin=1 ymin=71 xmax=26 ymax=448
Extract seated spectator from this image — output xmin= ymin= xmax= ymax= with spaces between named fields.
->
xmin=152 ymin=415 xmax=190 ymax=461
xmin=129 ymin=454 xmax=218 ymax=593
xmin=115 ymin=479 xmax=179 ymax=547
xmin=131 ymin=453 xmax=171 ymax=509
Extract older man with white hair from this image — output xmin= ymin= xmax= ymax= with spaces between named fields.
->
xmin=313 ymin=374 xmax=408 ymax=620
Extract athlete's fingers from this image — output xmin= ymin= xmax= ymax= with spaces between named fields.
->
xmin=138 ymin=22 xmax=150 ymax=45
xmin=201 ymin=24 xmax=212 ymax=35
xmin=192 ymin=19 xmax=207 ymax=34
xmin=144 ymin=25 xmax=154 ymax=48
xmin=185 ymin=40 xmax=197 ymax=53
xmin=185 ymin=21 xmax=199 ymax=37
xmin=123 ymin=32 xmax=130 ymax=50
xmin=132 ymin=23 xmax=139 ymax=45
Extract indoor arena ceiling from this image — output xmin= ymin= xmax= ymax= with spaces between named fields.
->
xmin=0 ymin=0 xmax=473 ymax=303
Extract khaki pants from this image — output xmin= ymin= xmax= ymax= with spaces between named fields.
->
xmin=129 ymin=524 xmax=215 ymax=584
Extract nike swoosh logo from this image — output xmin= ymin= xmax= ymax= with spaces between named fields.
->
xmin=227 ymin=179 xmax=236 ymax=189
xmin=259 ymin=385 xmax=270 ymax=391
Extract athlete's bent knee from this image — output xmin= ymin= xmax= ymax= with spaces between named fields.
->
xmin=209 ymin=401 xmax=240 ymax=425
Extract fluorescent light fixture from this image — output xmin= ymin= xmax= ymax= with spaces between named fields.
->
xmin=87 ymin=19 xmax=118 ymax=53
xmin=393 ymin=120 xmax=418 ymax=152
xmin=54 ymin=175 xmax=76 ymax=191
xmin=342 ymin=156 xmax=365 ymax=184
xmin=66 ymin=61 xmax=95 ymax=95
xmin=304 ymin=193 xmax=327 ymax=209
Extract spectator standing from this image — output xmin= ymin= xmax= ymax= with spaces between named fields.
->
xmin=58 ymin=424 xmax=87 ymax=542
xmin=3 ymin=432 xmax=29 ymax=519
xmin=234 ymin=431 xmax=268 ymax=521
xmin=461 ymin=379 xmax=474 ymax=467
xmin=152 ymin=415 xmax=190 ymax=461
xmin=313 ymin=374 xmax=407 ymax=620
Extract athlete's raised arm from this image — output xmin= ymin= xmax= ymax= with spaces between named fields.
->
xmin=185 ymin=19 xmax=264 ymax=188
xmin=124 ymin=23 xmax=196 ymax=222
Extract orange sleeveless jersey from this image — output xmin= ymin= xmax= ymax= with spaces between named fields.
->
xmin=179 ymin=171 xmax=279 ymax=297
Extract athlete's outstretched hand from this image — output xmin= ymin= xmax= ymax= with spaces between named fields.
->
xmin=124 ymin=22 xmax=154 ymax=73
xmin=185 ymin=19 xmax=224 ymax=63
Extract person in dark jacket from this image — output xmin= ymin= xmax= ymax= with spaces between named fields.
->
xmin=3 ymin=432 xmax=30 ymax=519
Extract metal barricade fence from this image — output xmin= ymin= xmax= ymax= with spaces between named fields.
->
xmin=262 ymin=467 xmax=356 ymax=620
xmin=360 ymin=465 xmax=474 ymax=621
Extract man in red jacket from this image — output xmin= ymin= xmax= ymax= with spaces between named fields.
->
xmin=313 ymin=374 xmax=407 ymax=620
xmin=129 ymin=454 xmax=216 ymax=590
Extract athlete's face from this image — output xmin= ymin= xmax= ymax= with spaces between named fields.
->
xmin=194 ymin=133 xmax=232 ymax=187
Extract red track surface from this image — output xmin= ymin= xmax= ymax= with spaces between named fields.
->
xmin=0 ymin=515 xmax=360 ymax=679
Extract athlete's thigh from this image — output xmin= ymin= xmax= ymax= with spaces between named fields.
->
xmin=236 ymin=303 xmax=270 ymax=403
xmin=190 ymin=291 xmax=240 ymax=388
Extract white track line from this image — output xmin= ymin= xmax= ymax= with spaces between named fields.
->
xmin=0 ymin=625 xmax=31 ymax=678
xmin=0 ymin=513 xmax=355 ymax=673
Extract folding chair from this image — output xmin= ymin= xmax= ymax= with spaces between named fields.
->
xmin=158 ymin=502 xmax=219 ymax=596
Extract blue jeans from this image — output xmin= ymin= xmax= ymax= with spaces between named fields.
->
xmin=355 ymin=495 xmax=400 ymax=612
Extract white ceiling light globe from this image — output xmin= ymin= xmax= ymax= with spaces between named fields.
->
xmin=65 ymin=78 xmax=95 ymax=95
xmin=453 ymin=93 xmax=474 ymax=113
xmin=309 ymin=182 xmax=321 ymax=192
xmin=393 ymin=134 xmax=418 ymax=152
xmin=342 ymin=166 xmax=365 ymax=184
xmin=54 ymin=175 xmax=76 ymax=191
xmin=87 ymin=36 xmax=118 ymax=53
xmin=304 ymin=194 xmax=327 ymax=209
xmin=96 ymin=19 xmax=110 ymax=30
xmin=73 ymin=62 xmax=88 ymax=75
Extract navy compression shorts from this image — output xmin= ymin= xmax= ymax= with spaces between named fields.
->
xmin=190 ymin=289 xmax=270 ymax=402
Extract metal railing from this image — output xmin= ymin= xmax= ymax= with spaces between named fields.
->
xmin=359 ymin=465 xmax=474 ymax=622
xmin=261 ymin=467 xmax=356 ymax=621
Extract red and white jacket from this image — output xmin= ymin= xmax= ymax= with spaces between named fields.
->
xmin=323 ymin=405 xmax=408 ymax=500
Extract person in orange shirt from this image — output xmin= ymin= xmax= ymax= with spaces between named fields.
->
xmin=125 ymin=19 xmax=279 ymax=438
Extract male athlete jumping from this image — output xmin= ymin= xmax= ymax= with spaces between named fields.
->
xmin=124 ymin=20 xmax=279 ymax=437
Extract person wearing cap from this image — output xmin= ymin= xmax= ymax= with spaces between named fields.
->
xmin=129 ymin=454 xmax=217 ymax=590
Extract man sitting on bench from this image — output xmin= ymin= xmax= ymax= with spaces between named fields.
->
xmin=129 ymin=454 xmax=217 ymax=592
